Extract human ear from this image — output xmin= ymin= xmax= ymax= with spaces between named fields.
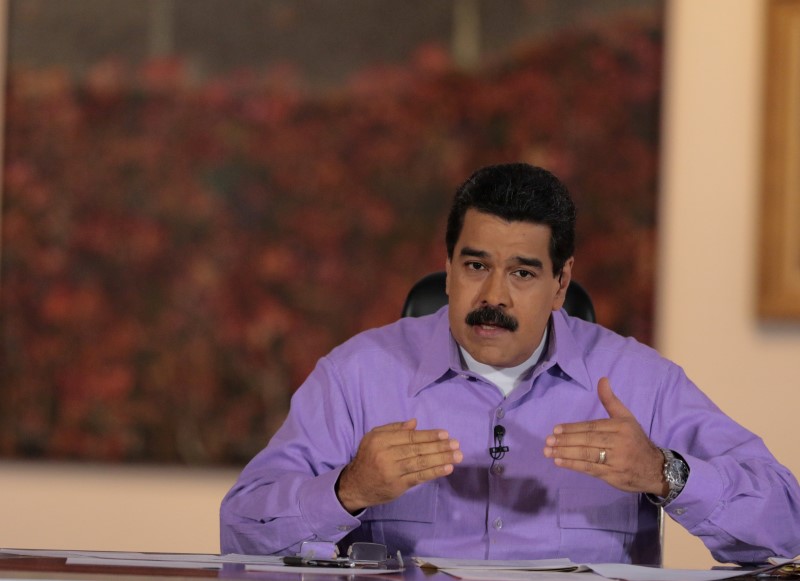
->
xmin=552 ymin=257 xmax=574 ymax=310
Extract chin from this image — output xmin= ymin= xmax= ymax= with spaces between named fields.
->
xmin=471 ymin=350 xmax=515 ymax=368
xmin=488 ymin=358 xmax=519 ymax=368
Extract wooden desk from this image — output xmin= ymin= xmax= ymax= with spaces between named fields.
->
xmin=0 ymin=555 xmax=448 ymax=581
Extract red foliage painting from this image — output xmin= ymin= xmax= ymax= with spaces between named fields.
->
xmin=0 ymin=15 xmax=662 ymax=464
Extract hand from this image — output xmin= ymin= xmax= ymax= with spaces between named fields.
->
xmin=543 ymin=377 xmax=668 ymax=496
xmin=336 ymin=418 xmax=463 ymax=513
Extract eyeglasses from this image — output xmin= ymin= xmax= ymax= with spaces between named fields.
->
xmin=771 ymin=562 xmax=800 ymax=579
xmin=283 ymin=542 xmax=404 ymax=571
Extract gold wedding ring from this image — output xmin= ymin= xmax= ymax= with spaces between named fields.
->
xmin=598 ymin=449 xmax=607 ymax=464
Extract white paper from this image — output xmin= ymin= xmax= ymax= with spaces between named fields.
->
xmin=586 ymin=563 xmax=774 ymax=581
xmin=65 ymin=558 xmax=224 ymax=569
xmin=442 ymin=570 xmax=598 ymax=581
xmin=414 ymin=558 xmax=585 ymax=572
xmin=0 ymin=549 xmax=87 ymax=559
xmin=768 ymin=556 xmax=800 ymax=565
xmin=2 ymin=547 xmax=395 ymax=573
xmin=411 ymin=557 xmax=792 ymax=581
xmin=0 ymin=548 xmax=286 ymax=570
xmin=245 ymin=563 xmax=403 ymax=575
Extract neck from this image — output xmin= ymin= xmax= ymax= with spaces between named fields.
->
xmin=460 ymin=326 xmax=549 ymax=397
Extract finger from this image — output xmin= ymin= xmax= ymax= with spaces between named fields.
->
xmin=545 ymin=430 xmax=614 ymax=449
xmin=400 ymin=464 xmax=455 ymax=488
xmin=553 ymin=417 xmax=617 ymax=435
xmin=394 ymin=437 xmax=460 ymax=461
xmin=399 ymin=455 xmax=461 ymax=486
xmin=372 ymin=418 xmax=417 ymax=432
xmin=543 ymin=441 xmax=608 ymax=463
xmin=381 ymin=429 xmax=452 ymax=450
xmin=552 ymin=456 xmax=609 ymax=477
xmin=362 ymin=428 xmax=451 ymax=454
xmin=598 ymin=377 xmax=634 ymax=419
xmin=399 ymin=448 xmax=464 ymax=476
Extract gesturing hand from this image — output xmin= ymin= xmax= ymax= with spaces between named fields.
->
xmin=543 ymin=378 xmax=668 ymax=496
xmin=336 ymin=418 xmax=463 ymax=513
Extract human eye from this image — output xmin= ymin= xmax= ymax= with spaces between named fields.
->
xmin=465 ymin=261 xmax=486 ymax=271
xmin=512 ymin=269 xmax=537 ymax=280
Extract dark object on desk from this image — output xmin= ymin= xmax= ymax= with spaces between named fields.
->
xmin=282 ymin=556 xmax=354 ymax=569
xmin=283 ymin=542 xmax=404 ymax=571
xmin=401 ymin=271 xmax=596 ymax=322
xmin=761 ymin=561 xmax=800 ymax=579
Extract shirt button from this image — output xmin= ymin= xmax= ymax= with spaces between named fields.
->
xmin=674 ymin=507 xmax=686 ymax=516
xmin=337 ymin=525 xmax=351 ymax=531
xmin=495 ymin=408 xmax=505 ymax=419
xmin=493 ymin=517 xmax=503 ymax=530
xmin=491 ymin=463 xmax=505 ymax=475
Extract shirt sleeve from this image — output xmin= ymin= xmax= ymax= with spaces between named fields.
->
xmin=652 ymin=365 xmax=800 ymax=563
xmin=219 ymin=355 xmax=363 ymax=555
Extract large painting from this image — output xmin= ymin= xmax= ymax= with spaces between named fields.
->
xmin=0 ymin=0 xmax=664 ymax=464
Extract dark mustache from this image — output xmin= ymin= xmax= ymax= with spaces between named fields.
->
xmin=465 ymin=305 xmax=519 ymax=332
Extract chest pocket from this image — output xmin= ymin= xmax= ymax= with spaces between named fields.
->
xmin=360 ymin=482 xmax=438 ymax=553
xmin=558 ymin=487 xmax=639 ymax=562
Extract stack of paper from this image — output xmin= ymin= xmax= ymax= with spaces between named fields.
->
xmin=0 ymin=548 xmax=283 ymax=570
xmin=412 ymin=557 xmax=799 ymax=581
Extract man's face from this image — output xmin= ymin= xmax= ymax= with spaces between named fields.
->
xmin=446 ymin=209 xmax=573 ymax=368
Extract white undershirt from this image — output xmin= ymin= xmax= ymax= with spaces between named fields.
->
xmin=459 ymin=327 xmax=549 ymax=397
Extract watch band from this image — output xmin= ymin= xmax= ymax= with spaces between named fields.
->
xmin=646 ymin=448 xmax=689 ymax=507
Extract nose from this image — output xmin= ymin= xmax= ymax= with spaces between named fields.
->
xmin=480 ymin=271 xmax=510 ymax=308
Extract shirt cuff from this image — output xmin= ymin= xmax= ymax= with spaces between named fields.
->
xmin=662 ymin=453 xmax=724 ymax=529
xmin=297 ymin=466 xmax=362 ymax=541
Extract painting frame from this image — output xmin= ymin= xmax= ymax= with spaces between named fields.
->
xmin=759 ymin=0 xmax=800 ymax=319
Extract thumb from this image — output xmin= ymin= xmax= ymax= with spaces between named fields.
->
xmin=598 ymin=377 xmax=634 ymax=419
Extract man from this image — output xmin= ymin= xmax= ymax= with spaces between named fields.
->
xmin=220 ymin=163 xmax=800 ymax=564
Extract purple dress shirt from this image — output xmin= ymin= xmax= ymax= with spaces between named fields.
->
xmin=220 ymin=308 xmax=800 ymax=564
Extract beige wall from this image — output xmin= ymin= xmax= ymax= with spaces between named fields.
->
xmin=0 ymin=462 xmax=237 ymax=553
xmin=658 ymin=0 xmax=800 ymax=569
xmin=1 ymin=0 xmax=798 ymax=567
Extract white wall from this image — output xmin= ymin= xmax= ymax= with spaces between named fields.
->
xmin=1 ymin=0 xmax=798 ymax=567
xmin=658 ymin=0 xmax=800 ymax=568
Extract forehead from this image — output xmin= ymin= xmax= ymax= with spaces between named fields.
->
xmin=456 ymin=209 xmax=552 ymax=260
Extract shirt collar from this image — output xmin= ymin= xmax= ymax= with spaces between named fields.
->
xmin=408 ymin=307 xmax=593 ymax=396
xmin=544 ymin=309 xmax=593 ymax=391
xmin=407 ymin=307 xmax=460 ymax=397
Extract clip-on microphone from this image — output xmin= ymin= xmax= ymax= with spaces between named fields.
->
xmin=489 ymin=424 xmax=509 ymax=460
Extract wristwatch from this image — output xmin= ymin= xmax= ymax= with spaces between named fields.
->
xmin=647 ymin=448 xmax=689 ymax=507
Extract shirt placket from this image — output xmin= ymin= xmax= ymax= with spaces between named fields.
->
xmin=483 ymin=364 xmax=554 ymax=557
xmin=487 ymin=403 xmax=507 ymax=556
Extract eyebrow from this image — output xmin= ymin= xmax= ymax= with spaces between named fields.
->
xmin=459 ymin=247 xmax=544 ymax=270
xmin=459 ymin=247 xmax=489 ymax=259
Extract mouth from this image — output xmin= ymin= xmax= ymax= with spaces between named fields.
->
xmin=471 ymin=322 xmax=512 ymax=340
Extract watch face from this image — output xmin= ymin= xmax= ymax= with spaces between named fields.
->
xmin=657 ymin=448 xmax=689 ymax=505
xmin=666 ymin=458 xmax=688 ymax=486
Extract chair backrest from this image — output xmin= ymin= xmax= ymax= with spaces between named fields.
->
xmin=401 ymin=271 xmax=596 ymax=322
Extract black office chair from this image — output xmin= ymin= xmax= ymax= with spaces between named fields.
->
xmin=401 ymin=271 xmax=596 ymax=322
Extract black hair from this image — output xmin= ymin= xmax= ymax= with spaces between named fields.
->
xmin=445 ymin=163 xmax=576 ymax=275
